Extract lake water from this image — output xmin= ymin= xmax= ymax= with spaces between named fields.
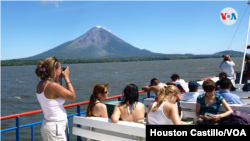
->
xmin=1 ymin=57 xmax=244 ymax=140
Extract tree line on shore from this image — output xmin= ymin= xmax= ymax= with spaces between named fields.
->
xmin=1 ymin=56 xmax=222 ymax=66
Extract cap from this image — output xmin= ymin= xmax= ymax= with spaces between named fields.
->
xmin=188 ymin=80 xmax=199 ymax=89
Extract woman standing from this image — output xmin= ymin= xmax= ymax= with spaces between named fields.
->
xmin=86 ymin=83 xmax=109 ymax=118
xmin=35 ymin=57 xmax=75 ymax=141
xmin=111 ymin=83 xmax=145 ymax=123
xmin=146 ymin=85 xmax=182 ymax=125
xmin=196 ymin=79 xmax=233 ymax=125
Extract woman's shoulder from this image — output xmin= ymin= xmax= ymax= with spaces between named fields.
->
xmin=137 ymin=102 xmax=145 ymax=107
xmin=215 ymin=93 xmax=224 ymax=101
xmin=95 ymin=102 xmax=107 ymax=109
xmin=197 ymin=93 xmax=205 ymax=99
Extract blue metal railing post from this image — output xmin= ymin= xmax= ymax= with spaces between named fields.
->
xmin=31 ymin=125 xmax=34 ymax=141
xmin=16 ymin=116 xmax=20 ymax=141
xmin=1 ymin=131 xmax=3 ymax=141
xmin=67 ymin=117 xmax=70 ymax=141
xmin=77 ymin=105 xmax=81 ymax=141
xmin=147 ymin=91 xmax=150 ymax=98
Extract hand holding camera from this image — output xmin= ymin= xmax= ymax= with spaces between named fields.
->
xmin=61 ymin=66 xmax=69 ymax=79
xmin=204 ymin=113 xmax=215 ymax=120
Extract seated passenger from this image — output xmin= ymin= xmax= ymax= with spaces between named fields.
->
xmin=181 ymin=80 xmax=199 ymax=102
xmin=196 ymin=80 xmax=233 ymax=125
xmin=146 ymin=85 xmax=182 ymax=125
xmin=215 ymin=72 xmax=236 ymax=91
xmin=216 ymin=78 xmax=245 ymax=105
xmin=167 ymin=74 xmax=189 ymax=94
xmin=86 ymin=83 xmax=109 ymax=118
xmin=142 ymin=78 xmax=167 ymax=102
xmin=111 ymin=84 xmax=145 ymax=123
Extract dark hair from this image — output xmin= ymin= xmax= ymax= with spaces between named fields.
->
xmin=189 ymin=87 xmax=197 ymax=92
xmin=202 ymin=79 xmax=215 ymax=92
xmin=220 ymin=78 xmax=231 ymax=89
xmin=150 ymin=78 xmax=159 ymax=85
xmin=86 ymin=83 xmax=109 ymax=117
xmin=219 ymin=72 xmax=227 ymax=78
xmin=120 ymin=83 xmax=139 ymax=106
xmin=35 ymin=57 xmax=60 ymax=79
xmin=224 ymin=55 xmax=230 ymax=61
xmin=171 ymin=74 xmax=179 ymax=80
xmin=246 ymin=54 xmax=250 ymax=60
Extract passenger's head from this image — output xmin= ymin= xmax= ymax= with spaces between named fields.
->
xmin=121 ymin=83 xmax=139 ymax=106
xmin=150 ymin=78 xmax=159 ymax=86
xmin=219 ymin=72 xmax=227 ymax=80
xmin=220 ymin=78 xmax=231 ymax=90
xmin=171 ymin=74 xmax=179 ymax=81
xmin=202 ymin=79 xmax=215 ymax=92
xmin=35 ymin=57 xmax=61 ymax=82
xmin=86 ymin=83 xmax=109 ymax=117
xmin=224 ymin=55 xmax=230 ymax=61
xmin=152 ymin=85 xmax=181 ymax=112
xmin=245 ymin=54 xmax=250 ymax=61
xmin=188 ymin=80 xmax=199 ymax=92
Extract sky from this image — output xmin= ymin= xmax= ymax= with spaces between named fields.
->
xmin=2 ymin=0 xmax=250 ymax=60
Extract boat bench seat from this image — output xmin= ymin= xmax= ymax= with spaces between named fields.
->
xmin=72 ymin=116 xmax=146 ymax=141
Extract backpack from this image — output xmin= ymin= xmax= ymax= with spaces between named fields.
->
xmin=219 ymin=110 xmax=250 ymax=125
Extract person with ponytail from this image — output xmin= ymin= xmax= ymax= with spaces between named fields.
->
xmin=35 ymin=57 xmax=75 ymax=141
xmin=146 ymin=85 xmax=182 ymax=125
xmin=86 ymin=83 xmax=109 ymax=118
xmin=111 ymin=83 xmax=145 ymax=123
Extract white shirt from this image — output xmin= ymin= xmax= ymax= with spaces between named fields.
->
xmin=148 ymin=101 xmax=173 ymax=125
xmin=36 ymin=82 xmax=67 ymax=121
xmin=181 ymin=92 xmax=199 ymax=102
xmin=219 ymin=61 xmax=235 ymax=77
xmin=174 ymin=79 xmax=189 ymax=93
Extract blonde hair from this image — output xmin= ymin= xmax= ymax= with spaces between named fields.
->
xmin=151 ymin=85 xmax=181 ymax=112
xmin=35 ymin=57 xmax=60 ymax=79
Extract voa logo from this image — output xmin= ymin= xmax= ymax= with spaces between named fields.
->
xmin=220 ymin=7 xmax=238 ymax=25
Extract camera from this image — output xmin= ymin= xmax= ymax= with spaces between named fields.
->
xmin=222 ymin=55 xmax=224 ymax=58
xmin=59 ymin=67 xmax=66 ymax=85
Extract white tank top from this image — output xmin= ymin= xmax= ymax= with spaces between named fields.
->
xmin=36 ymin=82 xmax=67 ymax=121
xmin=147 ymin=101 xmax=173 ymax=125
xmin=158 ymin=82 xmax=167 ymax=88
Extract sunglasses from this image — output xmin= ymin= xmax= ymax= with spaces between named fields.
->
xmin=104 ymin=91 xmax=109 ymax=94
xmin=53 ymin=57 xmax=59 ymax=69
xmin=170 ymin=92 xmax=180 ymax=100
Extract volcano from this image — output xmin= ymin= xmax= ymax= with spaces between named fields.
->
xmin=25 ymin=26 xmax=157 ymax=60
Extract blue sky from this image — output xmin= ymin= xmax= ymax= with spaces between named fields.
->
xmin=1 ymin=0 xmax=250 ymax=60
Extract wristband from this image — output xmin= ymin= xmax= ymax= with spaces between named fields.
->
xmin=66 ymin=81 xmax=71 ymax=84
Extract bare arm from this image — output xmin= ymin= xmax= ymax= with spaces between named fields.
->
xmin=196 ymin=103 xmax=205 ymax=119
xmin=99 ymin=104 xmax=109 ymax=118
xmin=142 ymin=86 xmax=160 ymax=94
xmin=53 ymin=66 xmax=76 ymax=100
xmin=170 ymin=105 xmax=182 ymax=125
xmin=213 ymin=100 xmax=233 ymax=121
xmin=146 ymin=103 xmax=153 ymax=125
xmin=111 ymin=104 xmax=121 ymax=123
xmin=167 ymin=81 xmax=175 ymax=85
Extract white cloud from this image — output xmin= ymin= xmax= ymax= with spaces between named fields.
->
xmin=40 ymin=0 xmax=62 ymax=8
xmin=96 ymin=26 xmax=117 ymax=35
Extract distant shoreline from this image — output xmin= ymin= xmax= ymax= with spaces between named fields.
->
xmin=1 ymin=56 xmax=243 ymax=67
